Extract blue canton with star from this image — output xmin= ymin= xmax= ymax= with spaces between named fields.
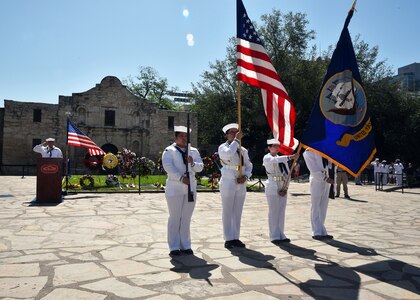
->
xmin=237 ymin=0 xmax=263 ymax=46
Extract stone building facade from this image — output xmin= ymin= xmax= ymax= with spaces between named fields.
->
xmin=0 ymin=76 xmax=197 ymax=174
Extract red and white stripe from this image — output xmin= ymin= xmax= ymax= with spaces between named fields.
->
xmin=68 ymin=133 xmax=105 ymax=156
xmin=237 ymin=38 xmax=297 ymax=154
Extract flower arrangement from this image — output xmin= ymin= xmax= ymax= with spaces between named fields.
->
xmin=139 ymin=156 xmax=156 ymax=176
xmin=105 ymin=174 xmax=120 ymax=187
xmin=117 ymin=148 xmax=139 ymax=176
xmin=201 ymin=152 xmax=222 ymax=190
xmin=79 ymin=174 xmax=94 ymax=189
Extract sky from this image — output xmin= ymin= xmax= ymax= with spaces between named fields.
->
xmin=0 ymin=0 xmax=419 ymax=107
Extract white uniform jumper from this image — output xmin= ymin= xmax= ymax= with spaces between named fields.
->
xmin=303 ymin=149 xmax=331 ymax=237
xmin=393 ymin=163 xmax=404 ymax=186
xmin=33 ymin=145 xmax=63 ymax=158
xmin=218 ymin=140 xmax=253 ymax=242
xmin=162 ymin=143 xmax=203 ymax=251
xmin=263 ymin=153 xmax=290 ymax=241
xmin=371 ymin=161 xmax=381 ymax=185
xmin=380 ymin=163 xmax=389 ymax=185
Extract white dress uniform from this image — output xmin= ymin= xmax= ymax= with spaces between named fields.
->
xmin=393 ymin=162 xmax=404 ymax=186
xmin=162 ymin=142 xmax=203 ymax=252
xmin=380 ymin=161 xmax=389 ymax=185
xmin=33 ymin=144 xmax=63 ymax=158
xmin=370 ymin=160 xmax=381 ymax=185
xmin=303 ymin=148 xmax=331 ymax=237
xmin=263 ymin=151 xmax=290 ymax=241
xmin=218 ymin=137 xmax=253 ymax=242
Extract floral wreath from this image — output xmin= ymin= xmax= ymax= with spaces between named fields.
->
xmin=103 ymin=153 xmax=119 ymax=169
xmin=79 ymin=174 xmax=94 ymax=189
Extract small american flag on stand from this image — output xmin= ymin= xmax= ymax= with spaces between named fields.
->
xmin=67 ymin=119 xmax=105 ymax=156
xmin=237 ymin=0 xmax=298 ymax=154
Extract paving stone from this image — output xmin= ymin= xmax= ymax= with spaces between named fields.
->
xmin=128 ymin=271 xmax=182 ymax=285
xmin=0 ymin=263 xmax=40 ymax=277
xmin=0 ymin=276 xmax=47 ymax=298
xmin=53 ymin=262 xmax=109 ymax=286
xmin=156 ymin=280 xmax=243 ymax=298
xmin=81 ymin=277 xmax=157 ymax=298
xmin=265 ymin=283 xmax=305 ymax=296
xmin=231 ymin=269 xmax=289 ymax=285
xmin=40 ymin=288 xmax=106 ymax=300
xmin=99 ymin=245 xmax=147 ymax=260
xmin=0 ymin=177 xmax=419 ymax=300
xmin=0 ymin=253 xmax=59 ymax=264
xmin=206 ymin=290 xmax=278 ymax=300
xmin=364 ymin=281 xmax=420 ymax=299
xmin=101 ymin=259 xmax=163 ymax=276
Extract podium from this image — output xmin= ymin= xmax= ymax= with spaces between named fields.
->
xmin=36 ymin=158 xmax=63 ymax=204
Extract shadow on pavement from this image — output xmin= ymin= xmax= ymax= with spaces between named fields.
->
xmin=276 ymin=242 xmax=329 ymax=263
xmin=169 ymin=254 xmax=219 ymax=286
xmin=300 ymin=263 xmax=361 ymax=300
xmin=322 ymin=239 xmax=378 ymax=256
xmin=353 ymin=259 xmax=420 ymax=296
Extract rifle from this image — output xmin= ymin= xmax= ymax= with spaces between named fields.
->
xmin=328 ymin=164 xmax=336 ymax=199
xmin=186 ymin=113 xmax=194 ymax=202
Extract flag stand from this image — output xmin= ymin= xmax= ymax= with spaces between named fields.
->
xmin=281 ymin=144 xmax=303 ymax=192
xmin=64 ymin=116 xmax=69 ymax=195
xmin=237 ymin=81 xmax=243 ymax=177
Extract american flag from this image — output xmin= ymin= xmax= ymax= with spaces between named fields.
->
xmin=237 ymin=0 xmax=297 ymax=154
xmin=67 ymin=119 xmax=105 ymax=156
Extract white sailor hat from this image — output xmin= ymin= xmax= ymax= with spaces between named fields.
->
xmin=267 ymin=138 xmax=280 ymax=145
xmin=46 ymin=138 xmax=55 ymax=142
xmin=174 ymin=126 xmax=192 ymax=133
xmin=222 ymin=123 xmax=239 ymax=133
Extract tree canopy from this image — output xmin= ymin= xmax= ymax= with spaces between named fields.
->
xmin=191 ymin=9 xmax=420 ymax=168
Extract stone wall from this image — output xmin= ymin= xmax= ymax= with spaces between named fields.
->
xmin=0 ymin=76 xmax=197 ymax=174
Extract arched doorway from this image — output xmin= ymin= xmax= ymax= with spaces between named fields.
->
xmin=101 ymin=143 xmax=119 ymax=155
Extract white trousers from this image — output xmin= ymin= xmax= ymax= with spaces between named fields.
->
xmin=310 ymin=178 xmax=330 ymax=236
xmin=165 ymin=192 xmax=196 ymax=251
xmin=395 ymin=172 xmax=403 ymax=186
xmin=382 ymin=173 xmax=388 ymax=185
xmin=266 ymin=193 xmax=288 ymax=240
xmin=220 ymin=178 xmax=246 ymax=241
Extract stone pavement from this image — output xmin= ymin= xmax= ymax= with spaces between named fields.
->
xmin=0 ymin=176 xmax=419 ymax=300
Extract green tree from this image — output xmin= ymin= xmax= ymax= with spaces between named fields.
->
xmin=124 ymin=66 xmax=180 ymax=110
xmin=192 ymin=9 xmax=420 ymax=168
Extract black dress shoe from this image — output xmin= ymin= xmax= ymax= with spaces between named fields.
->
xmin=312 ymin=235 xmax=324 ymax=240
xmin=335 ymin=194 xmax=340 ymax=197
xmin=344 ymin=195 xmax=350 ymax=199
xmin=224 ymin=240 xmax=235 ymax=249
xmin=180 ymin=249 xmax=194 ymax=255
xmin=278 ymin=238 xmax=291 ymax=243
xmin=169 ymin=250 xmax=181 ymax=256
xmin=323 ymin=234 xmax=334 ymax=239
xmin=233 ymin=239 xmax=246 ymax=248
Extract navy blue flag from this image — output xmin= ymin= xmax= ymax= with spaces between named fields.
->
xmin=301 ymin=2 xmax=376 ymax=177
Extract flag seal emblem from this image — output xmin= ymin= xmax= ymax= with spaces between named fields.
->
xmin=320 ymin=70 xmax=367 ymax=127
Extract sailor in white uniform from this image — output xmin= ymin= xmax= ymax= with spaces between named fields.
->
xmin=380 ymin=160 xmax=389 ymax=185
xmin=370 ymin=158 xmax=381 ymax=185
xmin=393 ymin=159 xmax=404 ymax=186
xmin=33 ymin=138 xmax=63 ymax=158
xmin=303 ymin=148 xmax=334 ymax=240
xmin=162 ymin=126 xmax=203 ymax=256
xmin=218 ymin=123 xmax=253 ymax=249
xmin=262 ymin=139 xmax=298 ymax=244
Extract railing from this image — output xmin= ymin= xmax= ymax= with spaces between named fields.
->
xmin=375 ymin=172 xmax=404 ymax=193
xmin=0 ymin=164 xmax=37 ymax=178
